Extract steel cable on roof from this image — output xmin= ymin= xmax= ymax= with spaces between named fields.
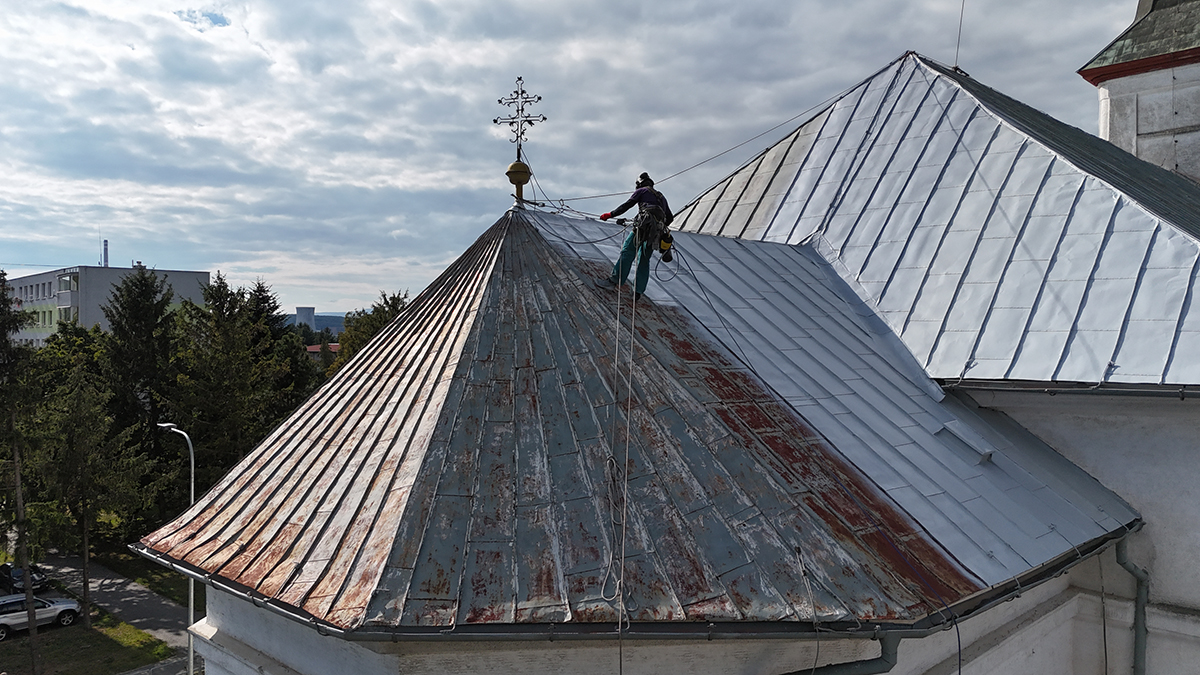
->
xmin=670 ymin=242 xmax=763 ymax=381
xmin=537 ymin=216 xmax=965 ymax=655
xmin=669 ymin=230 xmax=968 ymax=651
xmin=525 ymin=65 xmax=970 ymax=654
xmin=519 ymin=148 xmax=605 ymax=219
xmin=552 ymin=58 xmax=905 ymax=210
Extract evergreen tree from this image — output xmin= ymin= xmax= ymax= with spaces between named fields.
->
xmin=247 ymin=277 xmax=288 ymax=340
xmin=101 ymin=267 xmax=177 ymax=529
xmin=172 ymin=273 xmax=267 ymax=491
xmin=171 ymin=273 xmax=320 ymax=493
xmin=318 ymin=333 xmax=336 ymax=371
xmin=327 ymin=290 xmax=409 ymax=376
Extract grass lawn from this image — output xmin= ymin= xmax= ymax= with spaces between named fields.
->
xmin=0 ymin=610 xmax=174 ymax=675
xmin=93 ymin=548 xmax=206 ymax=617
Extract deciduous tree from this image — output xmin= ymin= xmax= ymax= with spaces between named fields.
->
xmin=0 ymin=270 xmax=42 ymax=674
xmin=31 ymin=323 xmax=142 ymax=628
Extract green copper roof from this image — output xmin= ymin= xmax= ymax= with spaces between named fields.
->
xmin=1081 ymin=0 xmax=1200 ymax=73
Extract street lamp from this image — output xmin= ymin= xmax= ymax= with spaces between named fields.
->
xmin=158 ymin=422 xmax=195 ymax=675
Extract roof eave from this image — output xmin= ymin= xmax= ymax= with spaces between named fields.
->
xmin=1079 ymin=45 xmax=1200 ymax=86
xmin=942 ymin=379 xmax=1200 ymax=398
xmin=130 ymin=519 xmax=1140 ymax=642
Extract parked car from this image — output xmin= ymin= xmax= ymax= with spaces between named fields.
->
xmin=0 ymin=594 xmax=80 ymax=641
xmin=0 ymin=563 xmax=49 ymax=593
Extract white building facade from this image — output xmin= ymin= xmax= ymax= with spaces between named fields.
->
xmin=11 ymin=265 xmax=208 ymax=346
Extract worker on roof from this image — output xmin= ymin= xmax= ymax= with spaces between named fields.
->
xmin=595 ymin=172 xmax=673 ymax=298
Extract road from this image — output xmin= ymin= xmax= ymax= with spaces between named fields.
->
xmin=37 ymin=554 xmax=199 ymax=675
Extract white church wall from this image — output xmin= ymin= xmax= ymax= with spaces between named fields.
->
xmin=963 ymin=390 xmax=1200 ymax=672
xmin=193 ymin=588 xmax=395 ymax=675
xmin=192 ymin=573 xmax=1126 ymax=675
xmin=1097 ymin=61 xmax=1200 ymax=182
xmin=965 ymin=392 xmax=1199 ymax=609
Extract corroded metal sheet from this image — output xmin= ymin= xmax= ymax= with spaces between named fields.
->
xmin=541 ymin=210 xmax=1138 ymax=593
xmin=141 ymin=200 xmax=1138 ymax=636
xmin=140 ymin=210 xmax=992 ymax=632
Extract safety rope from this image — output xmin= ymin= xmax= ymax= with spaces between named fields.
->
xmin=616 ymin=271 xmax=641 ymax=673
xmin=800 ymin=559 xmax=822 ymax=674
xmin=593 ymin=224 xmax=647 ymax=675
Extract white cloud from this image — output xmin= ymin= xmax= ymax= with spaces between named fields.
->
xmin=0 ymin=0 xmax=1135 ymax=310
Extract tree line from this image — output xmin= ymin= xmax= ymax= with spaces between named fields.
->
xmin=0 ymin=267 xmax=406 ymax=671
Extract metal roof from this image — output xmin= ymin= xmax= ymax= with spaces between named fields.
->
xmin=1080 ymin=0 xmax=1200 ymax=81
xmin=139 ymin=208 xmax=1138 ymax=636
xmin=673 ymin=53 xmax=1200 ymax=386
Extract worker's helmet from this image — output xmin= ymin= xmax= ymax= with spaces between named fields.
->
xmin=636 ymin=172 xmax=654 ymax=189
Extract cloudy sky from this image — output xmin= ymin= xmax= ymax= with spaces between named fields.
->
xmin=1 ymin=0 xmax=1133 ymax=313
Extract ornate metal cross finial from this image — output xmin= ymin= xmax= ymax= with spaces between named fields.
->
xmin=493 ymin=76 xmax=546 ymax=162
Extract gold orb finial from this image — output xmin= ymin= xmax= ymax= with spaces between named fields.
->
xmin=506 ymin=160 xmax=531 ymax=203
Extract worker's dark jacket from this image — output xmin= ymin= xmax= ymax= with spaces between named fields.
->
xmin=611 ymin=187 xmax=673 ymax=227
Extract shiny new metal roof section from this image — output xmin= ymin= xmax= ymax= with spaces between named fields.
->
xmin=673 ymin=52 xmax=1200 ymax=386
xmin=142 ymin=210 xmax=1003 ymax=633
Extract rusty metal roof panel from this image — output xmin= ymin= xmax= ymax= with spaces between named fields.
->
xmin=140 ymin=205 xmax=1139 ymax=636
xmin=144 ymin=211 xmax=1015 ymax=633
xmin=674 ymin=52 xmax=1200 ymax=386
xmin=536 ymin=213 xmax=1136 ymax=585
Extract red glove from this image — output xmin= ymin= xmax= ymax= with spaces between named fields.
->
xmin=600 ymin=212 xmax=612 ymax=221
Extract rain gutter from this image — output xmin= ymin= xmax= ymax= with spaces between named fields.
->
xmin=131 ymin=525 xmax=1143 ymax=675
xmin=942 ymin=379 xmax=1196 ymax=400
xmin=1116 ymin=538 xmax=1149 ymax=675
xmin=779 ymin=634 xmax=901 ymax=675
xmin=130 ymin=526 xmax=1130 ymax=656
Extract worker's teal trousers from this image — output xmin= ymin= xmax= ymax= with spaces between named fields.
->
xmin=608 ymin=229 xmax=654 ymax=294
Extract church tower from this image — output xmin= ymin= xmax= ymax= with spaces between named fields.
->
xmin=1080 ymin=0 xmax=1200 ymax=183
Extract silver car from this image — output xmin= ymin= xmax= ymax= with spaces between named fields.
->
xmin=0 ymin=594 xmax=80 ymax=641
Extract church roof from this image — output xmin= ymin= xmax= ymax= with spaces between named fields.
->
xmin=136 ymin=206 xmax=1137 ymax=638
xmin=1079 ymin=0 xmax=1200 ymax=84
xmin=674 ymin=52 xmax=1200 ymax=386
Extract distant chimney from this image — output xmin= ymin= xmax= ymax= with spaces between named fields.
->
xmin=296 ymin=307 xmax=316 ymax=330
xmin=103 ymin=240 xmax=109 ymax=267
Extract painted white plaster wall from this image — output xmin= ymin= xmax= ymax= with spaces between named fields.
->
xmin=1097 ymin=62 xmax=1200 ymax=183
xmin=195 ymin=585 xmax=882 ymax=675
xmin=193 ymin=573 xmax=1133 ymax=675
xmin=194 ymin=589 xmax=396 ymax=675
xmin=964 ymin=391 xmax=1200 ymax=672
xmin=967 ymin=392 xmax=1199 ymax=607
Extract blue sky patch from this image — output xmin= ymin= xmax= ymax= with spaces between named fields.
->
xmin=175 ymin=9 xmax=231 ymax=30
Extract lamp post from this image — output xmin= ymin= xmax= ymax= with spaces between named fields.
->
xmin=158 ymin=422 xmax=195 ymax=675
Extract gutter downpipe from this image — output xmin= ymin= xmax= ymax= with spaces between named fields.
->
xmin=781 ymin=634 xmax=902 ymax=675
xmin=1115 ymin=538 xmax=1148 ymax=675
